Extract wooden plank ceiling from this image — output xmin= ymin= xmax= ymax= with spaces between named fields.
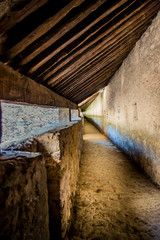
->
xmin=0 ymin=0 xmax=160 ymax=104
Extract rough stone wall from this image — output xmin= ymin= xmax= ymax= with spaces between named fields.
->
xmin=1 ymin=101 xmax=69 ymax=143
xmin=85 ymin=12 xmax=160 ymax=185
xmin=0 ymin=151 xmax=49 ymax=240
xmin=59 ymin=122 xmax=82 ymax=238
xmin=0 ymin=61 xmax=77 ymax=109
xmin=36 ymin=121 xmax=82 ymax=239
xmin=2 ymin=121 xmax=82 ymax=239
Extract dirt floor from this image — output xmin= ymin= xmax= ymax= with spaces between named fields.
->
xmin=68 ymin=120 xmax=160 ymax=240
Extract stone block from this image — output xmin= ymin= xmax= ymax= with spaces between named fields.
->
xmin=59 ymin=108 xmax=70 ymax=122
xmin=0 ymin=101 xmax=71 ymax=144
xmin=71 ymin=109 xmax=81 ymax=121
xmin=0 ymin=150 xmax=49 ymax=240
xmin=36 ymin=121 xmax=82 ymax=239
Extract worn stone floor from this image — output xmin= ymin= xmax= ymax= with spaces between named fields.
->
xmin=68 ymin=120 xmax=160 ymax=240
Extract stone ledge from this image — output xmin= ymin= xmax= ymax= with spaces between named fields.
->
xmin=1 ymin=122 xmax=77 ymax=150
xmin=0 ymin=101 xmax=70 ymax=143
xmin=1 ymin=120 xmax=83 ymax=239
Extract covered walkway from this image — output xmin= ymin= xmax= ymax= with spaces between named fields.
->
xmin=69 ymin=120 xmax=160 ymax=240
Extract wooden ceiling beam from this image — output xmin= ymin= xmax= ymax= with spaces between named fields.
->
xmin=71 ymin=69 xmax=118 ymax=103
xmin=72 ymin=78 xmax=110 ymax=103
xmin=54 ymin=52 xmax=132 ymax=102
xmin=44 ymin=1 xmax=157 ymax=88
xmin=3 ymin=0 xmax=86 ymax=60
xmin=61 ymin=22 xmax=149 ymax=101
xmin=28 ymin=0 xmax=138 ymax=79
xmin=0 ymin=0 xmax=48 ymax=34
xmin=38 ymin=0 xmax=157 ymax=86
xmin=13 ymin=0 xmax=108 ymax=68
xmin=0 ymin=0 xmax=159 ymax=104
xmin=61 ymin=41 xmax=135 ymax=98
xmin=54 ymin=40 xmax=135 ymax=94
xmin=16 ymin=0 xmax=130 ymax=71
xmin=68 ymin=6 xmax=159 ymax=102
xmin=51 ymin=13 xmax=152 ymax=93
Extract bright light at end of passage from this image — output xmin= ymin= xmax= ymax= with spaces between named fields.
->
xmin=99 ymin=89 xmax=104 ymax=93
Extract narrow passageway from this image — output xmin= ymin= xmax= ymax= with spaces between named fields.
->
xmin=68 ymin=120 xmax=160 ymax=240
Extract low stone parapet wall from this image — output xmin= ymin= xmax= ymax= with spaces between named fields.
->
xmin=1 ymin=120 xmax=82 ymax=239
xmin=35 ymin=121 xmax=82 ymax=239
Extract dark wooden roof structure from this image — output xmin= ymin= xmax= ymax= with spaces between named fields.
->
xmin=78 ymin=91 xmax=100 ymax=111
xmin=0 ymin=0 xmax=160 ymax=104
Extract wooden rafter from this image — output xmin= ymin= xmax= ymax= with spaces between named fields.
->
xmin=0 ymin=0 xmax=160 ymax=104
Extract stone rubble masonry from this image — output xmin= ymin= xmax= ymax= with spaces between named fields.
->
xmin=0 ymin=150 xmax=49 ymax=240
xmin=1 ymin=101 xmax=70 ymax=143
xmin=0 ymin=61 xmax=77 ymax=109
xmin=2 ymin=120 xmax=82 ymax=239
xmin=36 ymin=120 xmax=82 ymax=239
xmin=85 ymin=11 xmax=160 ymax=186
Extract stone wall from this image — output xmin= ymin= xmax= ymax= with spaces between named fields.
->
xmin=59 ymin=122 xmax=82 ymax=238
xmin=35 ymin=121 xmax=82 ymax=239
xmin=1 ymin=101 xmax=69 ymax=143
xmin=85 ymin=12 xmax=160 ymax=186
xmin=2 ymin=120 xmax=82 ymax=239
xmin=0 ymin=151 xmax=49 ymax=240
xmin=0 ymin=61 xmax=77 ymax=109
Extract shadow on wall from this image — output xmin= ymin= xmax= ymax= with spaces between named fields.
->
xmin=86 ymin=116 xmax=160 ymax=187
xmin=85 ymin=115 xmax=106 ymax=136
xmin=107 ymin=124 xmax=160 ymax=186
